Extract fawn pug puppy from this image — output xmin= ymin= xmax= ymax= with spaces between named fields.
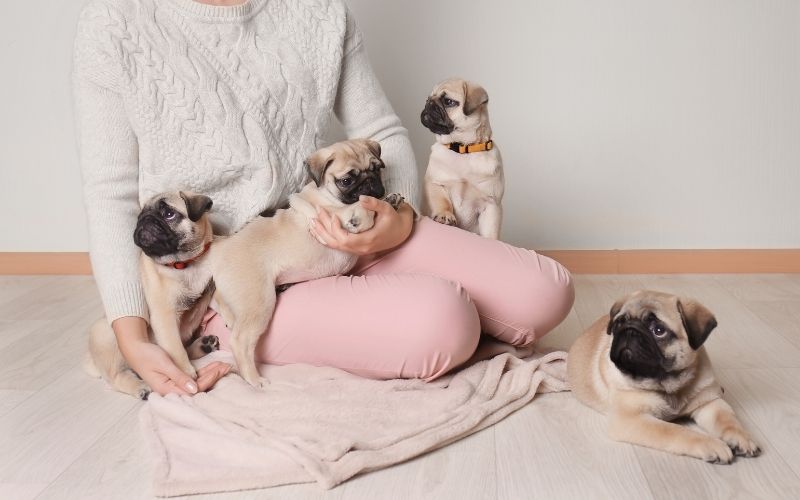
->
xmin=209 ymin=139 xmax=404 ymax=387
xmin=568 ymin=290 xmax=760 ymax=463
xmin=86 ymin=192 xmax=219 ymax=399
xmin=420 ymin=78 xmax=504 ymax=239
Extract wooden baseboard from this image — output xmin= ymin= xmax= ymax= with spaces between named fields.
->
xmin=538 ymin=249 xmax=800 ymax=274
xmin=1 ymin=250 xmax=799 ymax=275
xmin=0 ymin=252 xmax=93 ymax=275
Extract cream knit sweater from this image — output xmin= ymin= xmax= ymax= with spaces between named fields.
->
xmin=72 ymin=0 xmax=419 ymax=323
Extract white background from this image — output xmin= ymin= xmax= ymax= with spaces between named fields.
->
xmin=1 ymin=0 xmax=798 ymax=251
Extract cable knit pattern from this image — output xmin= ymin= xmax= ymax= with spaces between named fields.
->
xmin=73 ymin=0 xmax=419 ymax=323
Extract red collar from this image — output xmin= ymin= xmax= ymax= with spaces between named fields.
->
xmin=165 ymin=242 xmax=212 ymax=270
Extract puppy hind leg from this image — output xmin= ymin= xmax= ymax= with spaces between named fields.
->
xmin=692 ymin=398 xmax=761 ymax=457
xmin=228 ymin=288 xmax=275 ymax=387
xmin=186 ymin=335 xmax=220 ymax=360
xmin=87 ymin=319 xmax=150 ymax=399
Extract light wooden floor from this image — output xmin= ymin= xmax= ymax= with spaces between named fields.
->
xmin=1 ymin=274 xmax=800 ymax=500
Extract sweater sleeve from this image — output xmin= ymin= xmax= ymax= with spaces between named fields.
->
xmin=333 ymin=9 xmax=421 ymax=211
xmin=73 ymin=3 xmax=148 ymax=324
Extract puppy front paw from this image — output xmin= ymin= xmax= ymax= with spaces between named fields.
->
xmin=693 ymin=437 xmax=734 ymax=464
xmin=722 ymin=428 xmax=761 ymax=458
xmin=432 ymin=212 xmax=457 ymax=226
xmin=383 ymin=193 xmax=405 ymax=210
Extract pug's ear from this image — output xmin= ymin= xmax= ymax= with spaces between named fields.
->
xmin=365 ymin=139 xmax=382 ymax=159
xmin=462 ymin=81 xmax=489 ymax=116
xmin=305 ymin=148 xmax=334 ymax=186
xmin=179 ymin=192 xmax=213 ymax=222
xmin=606 ymin=298 xmax=625 ymax=335
xmin=677 ymin=299 xmax=718 ymax=350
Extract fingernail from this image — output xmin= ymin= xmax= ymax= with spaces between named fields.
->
xmin=186 ymin=381 xmax=198 ymax=393
xmin=359 ymin=195 xmax=368 ymax=202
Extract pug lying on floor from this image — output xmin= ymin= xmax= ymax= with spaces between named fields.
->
xmin=420 ymin=78 xmax=504 ymax=239
xmin=85 ymin=192 xmax=219 ymax=399
xmin=209 ymin=139 xmax=404 ymax=387
xmin=568 ymin=290 xmax=760 ymax=463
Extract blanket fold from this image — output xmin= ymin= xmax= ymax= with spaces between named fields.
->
xmin=140 ymin=346 xmax=568 ymax=497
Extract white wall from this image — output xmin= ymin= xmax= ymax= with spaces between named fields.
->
xmin=1 ymin=0 xmax=799 ymax=251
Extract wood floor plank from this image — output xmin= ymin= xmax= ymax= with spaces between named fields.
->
xmin=0 ymin=276 xmax=99 ymax=321
xmin=495 ymin=393 xmax=654 ymax=500
xmin=740 ymin=299 xmax=800 ymax=352
xmin=716 ymin=368 xmax=800 ymax=481
xmin=0 ymin=389 xmax=35 ymax=418
xmin=0 ymin=308 xmax=99 ymax=391
xmin=713 ymin=274 xmax=800 ymax=301
xmin=36 ymin=408 xmax=154 ymax=500
xmin=0 ymin=482 xmax=49 ymax=500
xmin=637 ymin=275 xmax=800 ymax=369
xmin=0 ymin=320 xmax=51 ymax=351
xmin=0 ymin=367 xmax=138 ymax=483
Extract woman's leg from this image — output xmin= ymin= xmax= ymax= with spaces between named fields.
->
xmin=356 ymin=217 xmax=575 ymax=347
xmin=202 ymin=273 xmax=481 ymax=380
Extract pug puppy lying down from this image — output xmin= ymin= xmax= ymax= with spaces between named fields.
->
xmin=209 ymin=139 xmax=404 ymax=387
xmin=85 ymin=191 xmax=219 ymax=399
xmin=568 ymin=290 xmax=760 ymax=463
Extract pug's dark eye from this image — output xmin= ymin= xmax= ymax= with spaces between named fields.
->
xmin=442 ymin=97 xmax=459 ymax=108
xmin=340 ymin=178 xmax=353 ymax=187
xmin=164 ymin=210 xmax=176 ymax=221
xmin=649 ymin=321 xmax=667 ymax=337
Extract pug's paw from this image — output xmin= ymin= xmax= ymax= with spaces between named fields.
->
xmin=694 ymin=437 xmax=735 ymax=464
xmin=383 ymin=193 xmax=405 ymax=210
xmin=186 ymin=335 xmax=220 ymax=360
xmin=432 ymin=212 xmax=457 ymax=226
xmin=722 ymin=428 xmax=761 ymax=458
xmin=340 ymin=206 xmax=375 ymax=234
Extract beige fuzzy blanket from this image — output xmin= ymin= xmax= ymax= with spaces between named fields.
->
xmin=140 ymin=344 xmax=569 ymax=497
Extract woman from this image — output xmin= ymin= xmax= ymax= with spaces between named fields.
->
xmin=73 ymin=0 xmax=574 ymax=396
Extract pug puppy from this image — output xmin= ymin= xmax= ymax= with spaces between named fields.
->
xmin=568 ymin=290 xmax=760 ymax=463
xmin=420 ymin=78 xmax=504 ymax=239
xmin=85 ymin=192 xmax=219 ymax=399
xmin=209 ymin=139 xmax=404 ymax=386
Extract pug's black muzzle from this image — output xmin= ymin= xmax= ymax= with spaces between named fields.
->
xmin=339 ymin=173 xmax=386 ymax=204
xmin=133 ymin=213 xmax=180 ymax=258
xmin=609 ymin=321 xmax=668 ymax=380
xmin=420 ymin=99 xmax=455 ymax=135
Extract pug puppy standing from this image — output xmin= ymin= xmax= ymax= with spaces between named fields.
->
xmin=420 ymin=78 xmax=504 ymax=239
xmin=209 ymin=139 xmax=404 ymax=387
xmin=568 ymin=290 xmax=760 ymax=463
xmin=85 ymin=191 xmax=219 ymax=399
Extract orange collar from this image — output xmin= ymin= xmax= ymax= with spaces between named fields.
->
xmin=447 ymin=139 xmax=494 ymax=154
xmin=166 ymin=242 xmax=212 ymax=270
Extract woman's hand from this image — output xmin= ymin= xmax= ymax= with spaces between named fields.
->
xmin=310 ymin=196 xmax=414 ymax=255
xmin=113 ymin=316 xmax=230 ymax=396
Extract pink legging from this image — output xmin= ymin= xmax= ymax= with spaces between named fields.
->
xmin=201 ymin=217 xmax=574 ymax=380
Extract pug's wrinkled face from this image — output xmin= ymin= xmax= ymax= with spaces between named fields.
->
xmin=420 ymin=78 xmax=489 ymax=140
xmin=305 ymin=139 xmax=386 ymax=204
xmin=606 ymin=290 xmax=718 ymax=380
xmin=133 ymin=191 xmax=213 ymax=261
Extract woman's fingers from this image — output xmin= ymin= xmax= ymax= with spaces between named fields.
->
xmin=196 ymin=362 xmax=231 ymax=391
xmin=161 ymin=360 xmax=199 ymax=394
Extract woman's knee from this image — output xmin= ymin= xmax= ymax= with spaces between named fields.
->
xmin=501 ymin=253 xmax=575 ymax=345
xmin=400 ymin=276 xmax=481 ymax=380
